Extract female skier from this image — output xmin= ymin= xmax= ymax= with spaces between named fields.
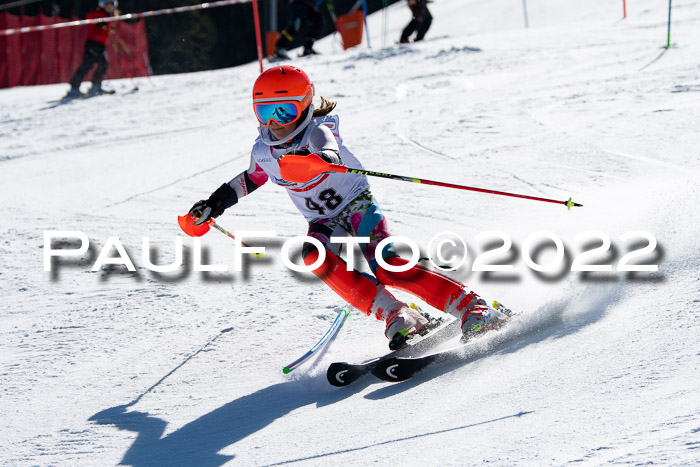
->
xmin=188 ymin=66 xmax=506 ymax=349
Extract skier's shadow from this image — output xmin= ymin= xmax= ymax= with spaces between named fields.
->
xmin=89 ymin=378 xmax=368 ymax=466
xmin=90 ymin=291 xmax=614 ymax=464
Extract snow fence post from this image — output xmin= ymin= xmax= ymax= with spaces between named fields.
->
xmin=252 ymin=0 xmax=263 ymax=73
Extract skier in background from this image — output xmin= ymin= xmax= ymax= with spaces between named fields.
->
xmin=187 ymin=66 xmax=507 ymax=349
xmin=274 ymin=0 xmax=326 ymax=59
xmin=66 ymin=0 xmax=118 ymax=97
xmin=400 ymin=0 xmax=432 ymax=43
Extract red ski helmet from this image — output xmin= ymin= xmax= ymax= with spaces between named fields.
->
xmin=252 ymin=66 xmax=314 ymax=127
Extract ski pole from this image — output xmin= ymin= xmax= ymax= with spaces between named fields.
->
xmin=109 ymin=37 xmax=138 ymax=90
xmin=208 ymin=219 xmax=265 ymax=258
xmin=178 ymin=213 xmax=264 ymax=257
xmin=117 ymin=37 xmax=154 ymax=86
xmin=326 ymin=0 xmax=338 ymax=22
xmin=278 ymin=153 xmax=583 ymax=210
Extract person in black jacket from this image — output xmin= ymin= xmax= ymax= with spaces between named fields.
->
xmin=274 ymin=0 xmax=326 ymax=59
xmin=400 ymin=0 xmax=432 ymax=43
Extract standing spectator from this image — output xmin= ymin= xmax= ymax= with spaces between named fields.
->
xmin=66 ymin=0 xmax=118 ymax=97
xmin=274 ymin=0 xmax=326 ymax=59
xmin=400 ymin=0 xmax=432 ymax=43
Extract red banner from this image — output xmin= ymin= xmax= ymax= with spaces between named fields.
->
xmin=0 ymin=12 xmax=150 ymax=89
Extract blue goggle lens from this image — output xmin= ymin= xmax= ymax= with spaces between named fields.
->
xmin=254 ymin=102 xmax=300 ymax=126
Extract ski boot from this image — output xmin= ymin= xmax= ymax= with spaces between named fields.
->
xmin=87 ymin=84 xmax=104 ymax=95
xmin=301 ymin=47 xmax=318 ymax=57
xmin=274 ymin=48 xmax=291 ymax=60
xmin=370 ymin=286 xmax=429 ymax=350
xmin=65 ymin=86 xmax=82 ymax=98
xmin=444 ymin=290 xmax=509 ymax=341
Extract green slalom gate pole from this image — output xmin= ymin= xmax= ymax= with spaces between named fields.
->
xmin=283 ymin=308 xmax=350 ymax=374
xmin=382 ymin=0 xmax=388 ymax=47
xmin=361 ymin=0 xmax=371 ymax=48
xmin=666 ymin=0 xmax=672 ymax=48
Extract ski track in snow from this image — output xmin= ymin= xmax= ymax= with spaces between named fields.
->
xmin=2 ymin=0 xmax=700 ymax=465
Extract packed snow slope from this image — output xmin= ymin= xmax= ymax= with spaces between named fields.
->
xmin=1 ymin=0 xmax=699 ymax=465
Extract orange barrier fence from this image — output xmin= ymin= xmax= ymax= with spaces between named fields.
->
xmin=0 ymin=12 xmax=150 ymax=88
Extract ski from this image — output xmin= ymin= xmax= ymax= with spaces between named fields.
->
xmin=48 ymin=89 xmax=119 ymax=104
xmin=80 ymin=90 xmax=117 ymax=99
xmin=371 ymin=311 xmax=520 ymax=383
xmin=47 ymin=95 xmax=80 ymax=104
xmin=326 ymin=314 xmax=461 ymax=387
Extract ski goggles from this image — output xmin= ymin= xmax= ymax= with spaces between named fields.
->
xmin=253 ymin=101 xmax=302 ymax=126
xmin=253 ymin=89 xmax=313 ymax=127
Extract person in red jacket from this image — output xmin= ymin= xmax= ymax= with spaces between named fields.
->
xmin=66 ymin=0 xmax=118 ymax=97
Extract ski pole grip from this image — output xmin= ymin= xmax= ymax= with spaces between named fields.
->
xmin=278 ymin=152 xmax=346 ymax=183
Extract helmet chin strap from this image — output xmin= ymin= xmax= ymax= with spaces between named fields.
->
xmin=258 ymin=105 xmax=315 ymax=146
